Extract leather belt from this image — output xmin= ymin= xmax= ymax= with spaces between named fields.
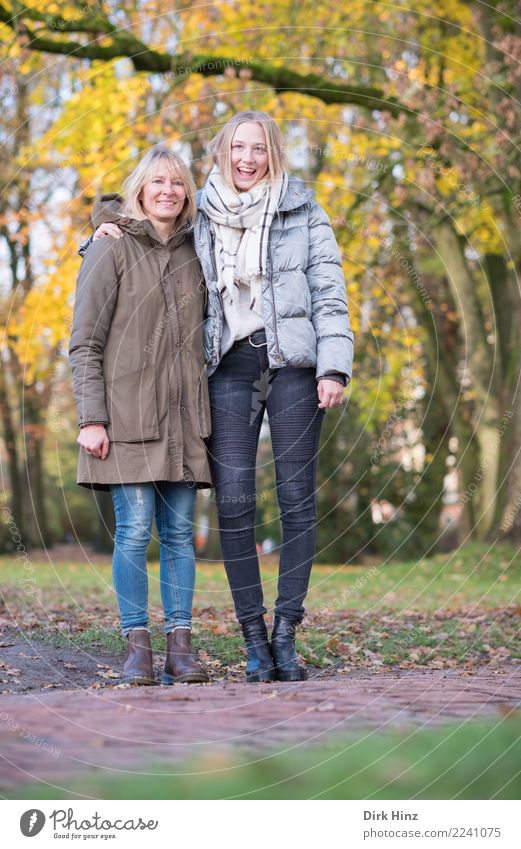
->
xmin=237 ymin=330 xmax=267 ymax=348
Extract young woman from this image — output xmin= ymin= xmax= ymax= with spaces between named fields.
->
xmin=196 ymin=112 xmax=354 ymax=682
xmin=91 ymin=112 xmax=354 ymax=684
xmin=70 ymin=147 xmax=212 ymax=685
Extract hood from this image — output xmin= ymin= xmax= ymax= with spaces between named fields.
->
xmin=278 ymin=176 xmax=315 ymax=211
xmin=91 ymin=193 xmax=193 ymax=248
xmin=92 ymin=192 xmax=129 ymax=229
xmin=196 ymin=175 xmax=314 ymax=212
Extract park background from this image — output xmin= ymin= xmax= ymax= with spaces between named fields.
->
xmin=0 ymin=0 xmax=520 ymax=800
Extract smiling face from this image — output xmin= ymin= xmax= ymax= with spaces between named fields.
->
xmin=139 ymin=164 xmax=186 ymax=230
xmin=230 ymin=122 xmax=270 ymax=192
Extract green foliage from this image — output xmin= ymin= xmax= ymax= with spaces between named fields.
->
xmin=10 ymin=718 xmax=521 ymax=800
xmin=315 ymin=401 xmax=373 ymax=563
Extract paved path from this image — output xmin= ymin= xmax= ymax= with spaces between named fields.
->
xmin=0 ymin=666 xmax=519 ymax=794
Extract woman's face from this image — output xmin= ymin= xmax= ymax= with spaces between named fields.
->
xmin=139 ymin=165 xmax=186 ymax=227
xmin=230 ymin=122 xmax=269 ymax=192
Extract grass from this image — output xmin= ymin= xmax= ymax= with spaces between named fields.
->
xmin=8 ymin=717 xmax=521 ymax=800
xmin=2 ymin=540 xmax=519 ymax=611
xmin=1 ymin=541 xmax=519 ymax=674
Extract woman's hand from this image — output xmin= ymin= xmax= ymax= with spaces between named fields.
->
xmin=93 ymin=223 xmax=124 ymax=241
xmin=317 ymin=379 xmax=344 ymax=409
xmin=77 ymin=425 xmax=110 ymax=459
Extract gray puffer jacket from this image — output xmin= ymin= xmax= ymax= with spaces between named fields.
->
xmin=194 ymin=177 xmax=355 ymax=380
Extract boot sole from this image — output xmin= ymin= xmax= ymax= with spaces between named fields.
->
xmin=121 ymin=676 xmax=157 ymax=686
xmin=276 ymin=670 xmax=308 ymax=681
xmin=161 ymin=672 xmax=209 ymax=685
xmin=246 ymin=669 xmax=278 ymax=683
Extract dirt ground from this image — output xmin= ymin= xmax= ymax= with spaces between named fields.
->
xmin=0 ymin=627 xmax=160 ymax=693
xmin=0 ymin=626 xmax=520 ymax=795
xmin=0 ymin=628 xmax=124 ymax=693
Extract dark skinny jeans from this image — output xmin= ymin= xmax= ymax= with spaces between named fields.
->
xmin=207 ymin=337 xmax=324 ymax=623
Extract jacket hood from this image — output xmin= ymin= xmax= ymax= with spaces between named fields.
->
xmin=278 ymin=176 xmax=315 ymax=211
xmin=92 ymin=193 xmax=193 ymax=248
xmin=196 ymin=175 xmax=314 ymax=212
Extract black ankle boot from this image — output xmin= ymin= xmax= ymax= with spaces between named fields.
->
xmin=271 ymin=615 xmax=307 ymax=682
xmin=241 ymin=616 xmax=277 ymax=683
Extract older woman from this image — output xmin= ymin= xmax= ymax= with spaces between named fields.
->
xmin=70 ymin=147 xmax=211 ymax=685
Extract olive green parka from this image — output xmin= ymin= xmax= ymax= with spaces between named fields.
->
xmin=69 ymin=194 xmax=212 ymax=490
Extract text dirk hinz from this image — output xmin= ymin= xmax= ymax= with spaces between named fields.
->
xmin=364 ymin=811 xmax=419 ymax=821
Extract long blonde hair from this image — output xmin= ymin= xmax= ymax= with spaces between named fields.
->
xmin=121 ymin=146 xmax=196 ymax=230
xmin=207 ymin=111 xmax=287 ymax=191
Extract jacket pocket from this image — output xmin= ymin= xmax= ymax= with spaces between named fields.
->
xmin=106 ymin=365 xmax=159 ymax=442
xmin=197 ymin=369 xmax=212 ymax=439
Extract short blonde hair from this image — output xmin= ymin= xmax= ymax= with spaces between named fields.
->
xmin=207 ymin=111 xmax=287 ymax=191
xmin=121 ymin=146 xmax=196 ymax=231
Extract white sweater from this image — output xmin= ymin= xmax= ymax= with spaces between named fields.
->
xmin=220 ymin=281 xmax=265 ymax=358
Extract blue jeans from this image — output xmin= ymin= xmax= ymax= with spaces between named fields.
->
xmin=110 ymin=482 xmax=197 ymax=635
xmin=208 ymin=338 xmax=324 ymax=623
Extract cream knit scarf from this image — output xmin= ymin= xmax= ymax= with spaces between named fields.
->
xmin=199 ymin=164 xmax=288 ymax=316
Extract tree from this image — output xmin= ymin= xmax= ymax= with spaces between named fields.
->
xmin=2 ymin=0 xmax=520 ymax=549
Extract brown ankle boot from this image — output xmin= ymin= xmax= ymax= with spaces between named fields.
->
xmin=162 ymin=628 xmax=209 ymax=684
xmin=122 ymin=628 xmax=156 ymax=685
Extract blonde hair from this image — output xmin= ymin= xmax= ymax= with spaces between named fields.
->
xmin=207 ymin=111 xmax=287 ymax=191
xmin=121 ymin=145 xmax=196 ymax=231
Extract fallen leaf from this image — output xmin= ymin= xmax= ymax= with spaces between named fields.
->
xmin=211 ymin=623 xmax=229 ymax=636
xmin=96 ymin=669 xmax=121 ymax=679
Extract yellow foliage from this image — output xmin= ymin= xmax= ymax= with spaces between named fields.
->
xmin=0 ymin=0 xmax=510 ymax=431
xmin=8 ymin=245 xmax=79 ymax=383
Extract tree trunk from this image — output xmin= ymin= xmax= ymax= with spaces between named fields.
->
xmin=395 ymin=238 xmax=480 ymax=542
xmin=496 ymin=372 xmax=521 ymax=541
xmin=0 ymin=367 xmax=25 ymax=541
xmin=23 ymin=390 xmax=52 ymax=548
xmin=432 ymin=219 xmax=502 ymax=537
xmin=485 ymin=253 xmax=521 ymax=541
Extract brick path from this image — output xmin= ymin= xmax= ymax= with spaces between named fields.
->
xmin=1 ymin=666 xmax=519 ymax=794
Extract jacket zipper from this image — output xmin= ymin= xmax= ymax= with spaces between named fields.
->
xmin=207 ymin=216 xmax=218 ymax=281
xmin=267 ymin=240 xmax=281 ymax=359
xmin=203 ymin=215 xmax=223 ymax=364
